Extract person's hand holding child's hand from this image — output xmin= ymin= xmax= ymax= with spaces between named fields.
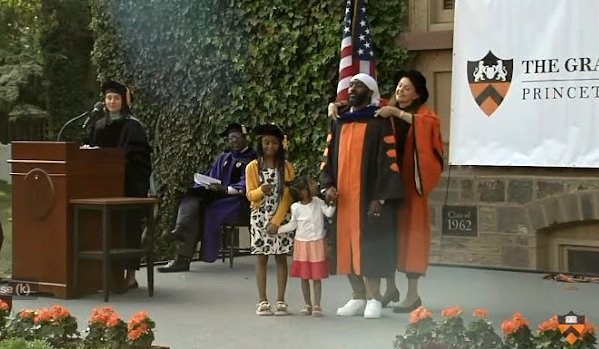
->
xmin=325 ymin=187 xmax=338 ymax=205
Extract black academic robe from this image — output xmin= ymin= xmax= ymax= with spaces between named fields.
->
xmin=88 ymin=113 xmax=152 ymax=270
xmin=321 ymin=106 xmax=409 ymax=278
xmin=89 ymin=114 xmax=152 ymax=197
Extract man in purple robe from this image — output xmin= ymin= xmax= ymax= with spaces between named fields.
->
xmin=158 ymin=123 xmax=257 ymax=272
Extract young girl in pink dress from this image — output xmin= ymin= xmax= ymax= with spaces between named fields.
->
xmin=278 ymin=176 xmax=335 ymax=316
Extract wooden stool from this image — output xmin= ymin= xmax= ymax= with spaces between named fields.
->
xmin=71 ymin=197 xmax=156 ymax=302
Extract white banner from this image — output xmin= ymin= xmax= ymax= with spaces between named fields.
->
xmin=449 ymin=0 xmax=599 ymax=167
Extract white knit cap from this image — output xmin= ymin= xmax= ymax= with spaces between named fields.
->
xmin=350 ymin=73 xmax=380 ymax=106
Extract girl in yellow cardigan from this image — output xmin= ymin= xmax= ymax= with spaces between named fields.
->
xmin=246 ymin=124 xmax=295 ymax=316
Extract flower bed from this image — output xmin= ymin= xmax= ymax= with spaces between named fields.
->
xmin=0 ymin=300 xmax=166 ymax=348
xmin=394 ymin=306 xmax=596 ymax=349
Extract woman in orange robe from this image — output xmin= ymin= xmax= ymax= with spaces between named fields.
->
xmin=375 ymin=71 xmax=444 ymax=312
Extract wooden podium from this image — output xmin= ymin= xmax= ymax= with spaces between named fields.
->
xmin=9 ymin=142 xmax=127 ymax=298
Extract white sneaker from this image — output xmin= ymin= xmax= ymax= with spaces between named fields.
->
xmin=336 ymin=299 xmax=367 ymax=316
xmin=363 ymin=299 xmax=383 ymax=319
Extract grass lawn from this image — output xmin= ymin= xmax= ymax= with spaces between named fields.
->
xmin=0 ymin=180 xmax=11 ymax=277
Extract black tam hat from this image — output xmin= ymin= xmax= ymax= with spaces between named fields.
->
xmin=397 ymin=70 xmax=429 ymax=105
xmin=102 ymin=80 xmax=127 ymax=95
xmin=101 ymin=80 xmax=132 ymax=111
xmin=220 ymin=123 xmax=248 ymax=137
xmin=253 ymin=123 xmax=285 ymax=141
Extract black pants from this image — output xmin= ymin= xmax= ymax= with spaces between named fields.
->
xmin=173 ymin=188 xmax=222 ymax=258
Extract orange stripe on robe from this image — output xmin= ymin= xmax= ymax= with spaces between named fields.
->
xmin=336 ymin=122 xmax=367 ymax=275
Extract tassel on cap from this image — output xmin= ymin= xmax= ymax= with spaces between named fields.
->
xmin=282 ymin=134 xmax=289 ymax=150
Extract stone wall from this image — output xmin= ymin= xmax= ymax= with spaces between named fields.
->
xmin=428 ymin=167 xmax=599 ymax=270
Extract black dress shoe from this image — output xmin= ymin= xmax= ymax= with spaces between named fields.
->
xmin=381 ymin=289 xmax=400 ymax=307
xmin=393 ymin=297 xmax=422 ymax=313
xmin=157 ymin=257 xmax=190 ymax=273
xmin=163 ymin=227 xmax=186 ymax=243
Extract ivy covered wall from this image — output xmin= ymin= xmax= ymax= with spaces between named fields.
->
xmin=89 ymin=0 xmax=408 ymax=250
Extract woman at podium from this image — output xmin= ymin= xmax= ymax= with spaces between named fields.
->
xmin=85 ymin=80 xmax=152 ymax=289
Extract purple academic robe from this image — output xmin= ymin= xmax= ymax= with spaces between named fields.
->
xmin=197 ymin=147 xmax=256 ymax=262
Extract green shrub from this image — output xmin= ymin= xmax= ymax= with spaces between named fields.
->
xmin=0 ymin=338 xmax=54 ymax=349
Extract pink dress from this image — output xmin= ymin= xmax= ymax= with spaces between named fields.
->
xmin=278 ymin=197 xmax=335 ymax=280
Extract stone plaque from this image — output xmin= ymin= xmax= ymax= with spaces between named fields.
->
xmin=442 ymin=205 xmax=478 ymax=236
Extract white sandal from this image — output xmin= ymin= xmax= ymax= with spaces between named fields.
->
xmin=256 ymin=301 xmax=272 ymax=316
xmin=312 ymin=305 xmax=323 ymax=317
xmin=274 ymin=301 xmax=289 ymax=316
xmin=300 ymin=304 xmax=312 ymax=315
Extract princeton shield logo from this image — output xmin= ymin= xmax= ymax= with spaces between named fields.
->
xmin=558 ymin=311 xmax=586 ymax=345
xmin=467 ymin=51 xmax=513 ymax=116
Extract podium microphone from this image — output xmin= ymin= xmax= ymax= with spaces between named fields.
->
xmin=56 ymin=102 xmax=104 ymax=141
xmin=82 ymin=102 xmax=105 ymax=129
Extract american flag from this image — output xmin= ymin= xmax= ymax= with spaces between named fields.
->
xmin=336 ymin=0 xmax=377 ymax=102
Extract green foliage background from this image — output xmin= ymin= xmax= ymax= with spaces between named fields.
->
xmin=0 ymin=0 xmax=97 ymax=142
xmin=89 ymin=0 xmax=409 ymax=251
xmin=0 ymin=0 xmax=46 ymax=138
xmin=40 ymin=0 xmax=96 ymax=141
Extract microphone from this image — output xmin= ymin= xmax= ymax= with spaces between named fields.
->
xmin=56 ymin=102 xmax=104 ymax=141
xmin=82 ymin=102 xmax=105 ymax=129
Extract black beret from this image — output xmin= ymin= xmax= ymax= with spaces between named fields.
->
xmin=253 ymin=123 xmax=285 ymax=140
xmin=101 ymin=80 xmax=127 ymax=96
xmin=220 ymin=123 xmax=248 ymax=137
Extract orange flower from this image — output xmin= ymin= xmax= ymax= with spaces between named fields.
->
xmin=90 ymin=306 xmax=120 ymax=326
xmin=91 ymin=308 xmax=101 ymax=316
xmin=0 ymin=300 xmax=9 ymax=311
xmin=141 ymin=323 xmax=151 ymax=332
xmin=128 ymin=311 xmax=151 ymax=328
xmin=132 ymin=311 xmax=148 ymax=322
xmin=33 ymin=308 xmax=53 ymax=324
xmin=409 ymin=306 xmax=433 ymax=324
xmin=19 ymin=309 xmax=35 ymax=319
xmin=91 ymin=313 xmax=107 ymax=323
xmin=538 ymin=315 xmax=559 ymax=332
xmin=50 ymin=304 xmax=70 ymax=319
xmin=502 ymin=319 xmax=517 ymax=335
xmin=472 ymin=308 xmax=488 ymax=318
xmin=128 ymin=329 xmax=142 ymax=340
xmin=441 ymin=306 xmax=463 ymax=318
xmin=106 ymin=315 xmax=121 ymax=328
xmin=511 ymin=312 xmax=529 ymax=328
xmin=126 ymin=310 xmax=154 ymax=343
